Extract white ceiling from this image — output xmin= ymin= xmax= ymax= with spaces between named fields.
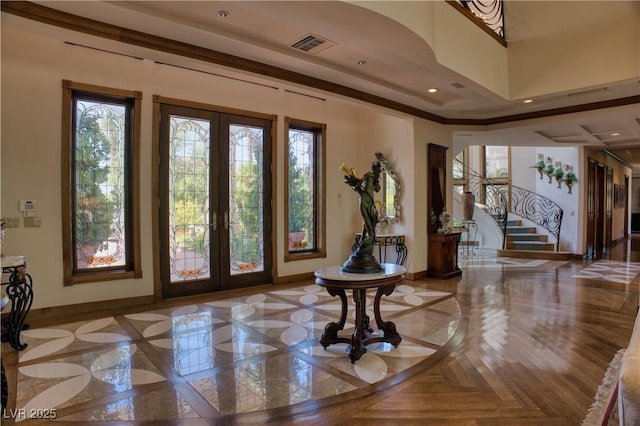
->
xmin=18 ymin=1 xmax=640 ymax=167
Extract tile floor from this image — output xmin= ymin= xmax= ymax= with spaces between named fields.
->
xmin=13 ymin=281 xmax=460 ymax=423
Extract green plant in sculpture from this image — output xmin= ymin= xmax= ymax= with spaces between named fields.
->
xmin=553 ymin=162 xmax=565 ymax=188
xmin=543 ymin=164 xmax=554 ymax=183
xmin=563 ymin=165 xmax=577 ymax=194
xmin=531 ymin=159 xmax=546 ymax=179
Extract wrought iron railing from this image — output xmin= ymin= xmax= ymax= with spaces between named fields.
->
xmin=455 ymin=159 xmax=564 ymax=250
xmin=452 ymin=0 xmax=505 ymax=41
xmin=509 ymin=185 xmax=563 ymax=251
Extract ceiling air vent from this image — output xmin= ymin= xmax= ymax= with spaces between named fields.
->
xmin=290 ymin=34 xmax=336 ymax=55
xmin=450 ymin=82 xmax=466 ymax=89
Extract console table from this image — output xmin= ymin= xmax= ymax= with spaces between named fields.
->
xmin=427 ymin=232 xmax=462 ymax=279
xmin=315 ymin=263 xmax=404 ymax=362
xmin=1 ymin=256 xmax=33 ymax=351
xmin=354 ymin=233 xmax=407 ymax=265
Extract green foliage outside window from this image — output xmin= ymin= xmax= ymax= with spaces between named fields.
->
xmin=75 ymin=113 xmax=114 ymax=249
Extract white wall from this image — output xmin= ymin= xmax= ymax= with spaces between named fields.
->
xmin=412 ymin=118 xmax=456 ymax=273
xmin=1 ymin=17 xmax=444 ymax=309
xmin=353 ymin=110 xmax=415 ymax=267
xmin=512 ymin=146 xmax=580 ymax=253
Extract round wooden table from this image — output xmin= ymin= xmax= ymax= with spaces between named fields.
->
xmin=315 ymin=263 xmax=404 ymax=362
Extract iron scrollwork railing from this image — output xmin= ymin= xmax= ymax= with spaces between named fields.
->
xmin=510 ymin=185 xmax=563 ymax=251
xmin=454 ymin=158 xmax=564 ymax=250
xmin=456 ymin=0 xmax=504 ymax=39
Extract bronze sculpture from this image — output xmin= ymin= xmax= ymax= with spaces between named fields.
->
xmin=340 ymin=160 xmax=383 ymax=273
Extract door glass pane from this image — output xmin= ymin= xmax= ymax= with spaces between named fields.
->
xmin=168 ymin=116 xmax=211 ymax=283
xmin=229 ymin=124 xmax=264 ymax=274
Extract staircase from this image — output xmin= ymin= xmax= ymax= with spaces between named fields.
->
xmin=498 ymin=219 xmax=573 ymax=260
xmin=454 ymin=158 xmax=572 ymax=261
xmin=505 ymin=220 xmax=554 ymax=251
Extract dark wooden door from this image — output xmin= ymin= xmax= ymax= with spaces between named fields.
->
xmin=158 ymin=104 xmax=273 ymax=298
xmin=586 ymin=158 xmax=596 ymax=257
xmin=624 ymin=175 xmax=630 ymax=238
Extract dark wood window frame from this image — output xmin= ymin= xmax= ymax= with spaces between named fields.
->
xmin=61 ymin=80 xmax=142 ymax=285
xmin=284 ymin=117 xmax=326 ymax=262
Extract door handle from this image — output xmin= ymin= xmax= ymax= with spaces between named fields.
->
xmin=212 ymin=211 xmax=217 ymax=232
xmin=224 ymin=211 xmax=229 ymax=231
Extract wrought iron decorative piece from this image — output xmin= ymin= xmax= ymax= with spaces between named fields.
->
xmin=458 ymin=0 xmax=504 ymax=38
xmin=1 ymin=261 xmax=33 ymax=351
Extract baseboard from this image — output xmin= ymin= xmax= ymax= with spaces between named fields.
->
xmin=406 ymin=270 xmax=426 ymax=280
xmin=28 ymin=295 xmax=155 ymax=323
xmin=274 ymin=271 xmax=315 ymax=284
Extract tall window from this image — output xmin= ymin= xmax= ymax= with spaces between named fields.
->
xmin=482 ymin=145 xmax=510 ymax=208
xmin=483 ymin=146 xmax=509 ymax=179
xmin=285 ymin=117 xmax=326 ymax=261
xmin=62 ymin=80 xmax=141 ymax=285
xmin=453 ymin=149 xmax=468 ymax=195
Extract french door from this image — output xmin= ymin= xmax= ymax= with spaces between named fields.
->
xmin=158 ymin=104 xmax=272 ymax=298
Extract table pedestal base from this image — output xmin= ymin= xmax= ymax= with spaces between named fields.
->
xmin=318 ymin=279 xmax=402 ymax=363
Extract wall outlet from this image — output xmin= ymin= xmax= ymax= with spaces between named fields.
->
xmin=4 ymin=217 xmax=20 ymax=228
xmin=24 ymin=217 xmax=41 ymax=228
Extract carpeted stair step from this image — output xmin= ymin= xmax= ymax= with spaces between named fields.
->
xmin=506 ymin=233 xmax=548 ymax=242
xmin=506 ymin=225 xmax=537 ymax=234
xmin=506 ymin=241 xmax=555 ymax=251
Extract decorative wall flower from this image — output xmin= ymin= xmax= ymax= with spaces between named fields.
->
xmin=563 ymin=165 xmax=577 ymax=194
xmin=553 ymin=161 xmax=565 ymax=188
xmin=531 ymin=153 xmax=545 ymax=179
xmin=531 ymin=159 xmax=546 ymax=179
xmin=540 ymin=157 xmax=554 ymax=183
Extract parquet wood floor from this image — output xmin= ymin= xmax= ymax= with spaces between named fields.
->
xmin=3 ymin=238 xmax=639 ymax=425
xmin=257 ymin=245 xmax=639 ymax=425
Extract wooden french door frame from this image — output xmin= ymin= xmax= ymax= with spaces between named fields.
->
xmin=624 ymin=175 xmax=630 ymax=238
xmin=586 ymin=158 xmax=607 ymax=258
xmin=606 ymin=166 xmax=613 ymax=250
xmin=152 ymin=96 xmax=275 ymax=300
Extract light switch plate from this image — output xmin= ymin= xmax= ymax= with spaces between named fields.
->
xmin=4 ymin=217 xmax=20 ymax=228
xmin=24 ymin=217 xmax=41 ymax=228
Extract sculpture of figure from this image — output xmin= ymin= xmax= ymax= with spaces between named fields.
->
xmin=340 ymin=160 xmax=382 ymax=273
xmin=353 ymin=162 xmax=381 ymax=247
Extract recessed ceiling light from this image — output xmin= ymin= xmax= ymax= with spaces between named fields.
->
xmin=358 ymin=60 xmax=367 ymax=65
xmin=427 ymin=88 xmax=438 ymax=93
xmin=611 ymin=132 xmax=621 ymax=136
xmin=217 ymin=10 xmax=230 ymax=18
xmin=523 ymin=99 xmax=533 ymax=103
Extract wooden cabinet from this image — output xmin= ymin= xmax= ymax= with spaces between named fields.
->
xmin=427 ymin=232 xmax=461 ymax=279
xmin=426 ymin=143 xmax=461 ymax=279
